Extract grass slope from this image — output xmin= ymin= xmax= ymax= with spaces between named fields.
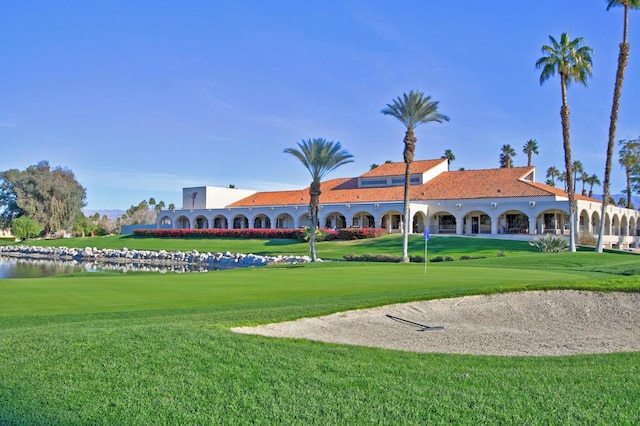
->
xmin=0 ymin=238 xmax=639 ymax=424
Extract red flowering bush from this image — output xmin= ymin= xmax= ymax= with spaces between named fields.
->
xmin=337 ymin=228 xmax=385 ymax=240
xmin=134 ymin=227 xmax=384 ymax=240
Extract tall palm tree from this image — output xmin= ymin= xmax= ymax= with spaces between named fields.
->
xmin=284 ymin=138 xmax=353 ymax=262
xmin=619 ymin=139 xmax=639 ymax=209
xmin=597 ymin=0 xmax=640 ymax=252
xmin=148 ymin=197 xmax=156 ymax=211
xmin=586 ymin=173 xmax=601 ymax=198
xmin=572 ymin=160 xmax=584 ymax=190
xmin=441 ymin=149 xmax=455 ymax=170
xmin=156 ymin=200 xmax=166 ymax=212
xmin=523 ymin=139 xmax=539 ymax=166
xmin=579 ymin=170 xmax=590 ymax=195
xmin=382 ymin=90 xmax=449 ymax=262
xmin=168 ymin=203 xmax=176 ymax=211
xmin=558 ymin=172 xmax=568 ymax=191
xmin=536 ymin=32 xmax=593 ymax=252
xmin=499 ymin=144 xmax=516 ymax=168
xmin=546 ymin=165 xmax=560 ymax=187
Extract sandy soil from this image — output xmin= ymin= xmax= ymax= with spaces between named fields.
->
xmin=232 ymin=290 xmax=640 ymax=356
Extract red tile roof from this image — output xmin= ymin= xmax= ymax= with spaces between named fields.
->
xmin=360 ymin=159 xmax=446 ymax=177
xmin=228 ymin=162 xmax=602 ymax=207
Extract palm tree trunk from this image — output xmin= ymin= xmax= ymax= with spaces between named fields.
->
xmin=597 ymin=6 xmax=630 ymax=252
xmin=626 ymin=170 xmax=632 ymax=209
xmin=402 ymin=129 xmax=416 ymax=262
xmin=560 ymin=75 xmax=576 ymax=252
xmin=309 ymin=181 xmax=321 ymax=262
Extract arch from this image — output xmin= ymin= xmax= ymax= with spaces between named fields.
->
xmin=630 ymin=216 xmax=637 ymax=237
xmin=412 ymin=211 xmax=427 ymax=234
xmin=590 ymin=211 xmax=600 ymax=235
xmin=537 ymin=208 xmax=568 ymax=235
xmin=158 ymin=215 xmax=173 ymax=228
xmin=194 ymin=215 xmax=209 ymax=229
xmin=463 ymin=210 xmax=492 ymax=235
xmin=500 ymin=209 xmax=530 ymax=234
xmin=380 ymin=209 xmax=403 ymax=233
xmin=232 ymin=214 xmax=249 ymax=229
xmin=620 ymin=215 xmax=629 ymax=236
xmin=213 ymin=215 xmax=228 ymax=229
xmin=323 ymin=212 xmax=347 ymax=229
xmin=604 ymin=212 xmax=612 ymax=236
xmin=611 ymin=214 xmax=620 ymax=236
xmin=276 ymin=213 xmax=295 ymax=229
xmin=176 ymin=215 xmax=190 ymax=229
xmin=578 ymin=209 xmax=590 ymax=236
xmin=297 ymin=212 xmax=314 ymax=228
xmin=432 ymin=211 xmax=457 ymax=234
xmin=252 ymin=214 xmax=271 ymax=229
xmin=350 ymin=211 xmax=375 ymax=228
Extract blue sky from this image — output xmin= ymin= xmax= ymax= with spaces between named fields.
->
xmin=1 ymin=1 xmax=638 ymax=210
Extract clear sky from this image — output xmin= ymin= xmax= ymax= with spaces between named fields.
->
xmin=1 ymin=1 xmax=638 ymax=210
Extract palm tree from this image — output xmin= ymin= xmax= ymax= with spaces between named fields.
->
xmin=168 ymin=203 xmax=176 ymax=211
xmin=284 ymin=138 xmax=353 ymax=262
xmin=619 ymin=139 xmax=639 ymax=209
xmin=546 ymin=166 xmax=560 ymax=187
xmin=499 ymin=144 xmax=516 ymax=168
xmin=522 ymin=139 xmax=539 ymax=166
xmin=441 ymin=149 xmax=455 ymax=170
xmin=572 ymin=160 xmax=584 ymax=191
xmin=148 ymin=197 xmax=156 ymax=211
xmin=597 ymin=0 xmax=640 ymax=251
xmin=156 ymin=200 xmax=166 ymax=212
xmin=536 ymin=32 xmax=593 ymax=252
xmin=382 ymin=90 xmax=449 ymax=262
xmin=558 ymin=172 xmax=568 ymax=192
xmin=579 ymin=170 xmax=589 ymax=196
xmin=586 ymin=173 xmax=601 ymax=198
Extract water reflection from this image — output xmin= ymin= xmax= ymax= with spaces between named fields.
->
xmin=0 ymin=256 xmax=229 ymax=279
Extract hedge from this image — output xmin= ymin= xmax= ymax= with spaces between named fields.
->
xmin=133 ymin=227 xmax=385 ymax=240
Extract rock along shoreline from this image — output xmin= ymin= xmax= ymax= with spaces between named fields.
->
xmin=0 ymin=245 xmax=314 ymax=269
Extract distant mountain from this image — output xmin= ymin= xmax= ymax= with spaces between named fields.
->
xmin=591 ymin=194 xmax=640 ymax=209
xmin=83 ymin=209 xmax=125 ymax=220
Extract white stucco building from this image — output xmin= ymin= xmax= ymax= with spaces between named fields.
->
xmin=157 ymin=159 xmax=640 ymax=249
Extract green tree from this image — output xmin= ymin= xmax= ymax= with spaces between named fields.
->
xmin=546 ymin=166 xmax=560 ymax=187
xmin=12 ymin=215 xmax=43 ymax=240
xmin=536 ymin=33 xmax=593 ymax=252
xmin=585 ymin=173 xmax=601 ymax=198
xmin=572 ymin=160 xmax=584 ymax=191
xmin=522 ymin=139 xmax=539 ymax=166
xmin=382 ymin=90 xmax=449 ymax=262
xmin=579 ymin=169 xmax=590 ymax=196
xmin=156 ymin=200 xmax=166 ymax=212
xmin=0 ymin=161 xmax=87 ymax=233
xmin=499 ymin=144 xmax=516 ymax=168
xmin=284 ymin=138 xmax=353 ymax=262
xmin=441 ymin=149 xmax=455 ymax=170
xmin=598 ymin=0 xmax=640 ymax=252
xmin=168 ymin=203 xmax=176 ymax=211
xmin=369 ymin=163 xmax=380 ymax=170
xmin=619 ymin=138 xmax=639 ymax=208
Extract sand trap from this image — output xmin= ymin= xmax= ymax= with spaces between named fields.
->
xmin=232 ymin=291 xmax=640 ymax=356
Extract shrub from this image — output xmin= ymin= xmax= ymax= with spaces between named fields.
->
xmin=529 ymin=234 xmax=569 ymax=253
xmin=430 ymin=255 xmax=454 ymax=263
xmin=579 ymin=233 xmax=597 ymax=246
xmin=459 ymin=255 xmax=486 ymax=261
xmin=337 ymin=228 xmax=385 ymax=240
xmin=299 ymin=227 xmax=339 ymax=242
xmin=12 ymin=216 xmax=43 ymax=240
xmin=343 ymin=253 xmax=400 ymax=262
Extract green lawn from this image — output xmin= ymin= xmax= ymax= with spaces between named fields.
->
xmin=1 ymin=238 xmax=639 ymax=424
xmin=14 ymin=233 xmax=537 ymax=260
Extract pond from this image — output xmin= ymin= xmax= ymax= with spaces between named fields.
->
xmin=0 ymin=256 xmax=230 ymax=279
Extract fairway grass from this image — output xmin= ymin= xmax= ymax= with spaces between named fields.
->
xmin=1 ymin=240 xmax=639 ymax=424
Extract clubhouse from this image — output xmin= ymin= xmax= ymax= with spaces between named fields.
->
xmin=157 ymin=159 xmax=640 ymax=249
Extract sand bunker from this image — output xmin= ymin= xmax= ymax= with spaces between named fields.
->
xmin=232 ymin=290 xmax=640 ymax=356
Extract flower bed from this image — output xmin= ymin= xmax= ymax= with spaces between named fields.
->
xmin=134 ymin=227 xmax=386 ymax=240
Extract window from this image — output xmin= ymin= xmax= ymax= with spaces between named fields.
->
xmin=361 ymin=179 xmax=388 ymax=186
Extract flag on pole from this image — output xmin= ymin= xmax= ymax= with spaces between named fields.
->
xmin=424 ymin=228 xmax=429 ymax=275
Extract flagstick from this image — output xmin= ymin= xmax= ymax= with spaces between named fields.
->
xmin=424 ymin=236 xmax=428 ymax=275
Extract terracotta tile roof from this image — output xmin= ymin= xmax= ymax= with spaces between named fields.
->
xmin=360 ymin=159 xmax=446 ymax=177
xmin=228 ymin=163 xmax=604 ymax=207
xmin=525 ymin=181 xmax=600 ymax=202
